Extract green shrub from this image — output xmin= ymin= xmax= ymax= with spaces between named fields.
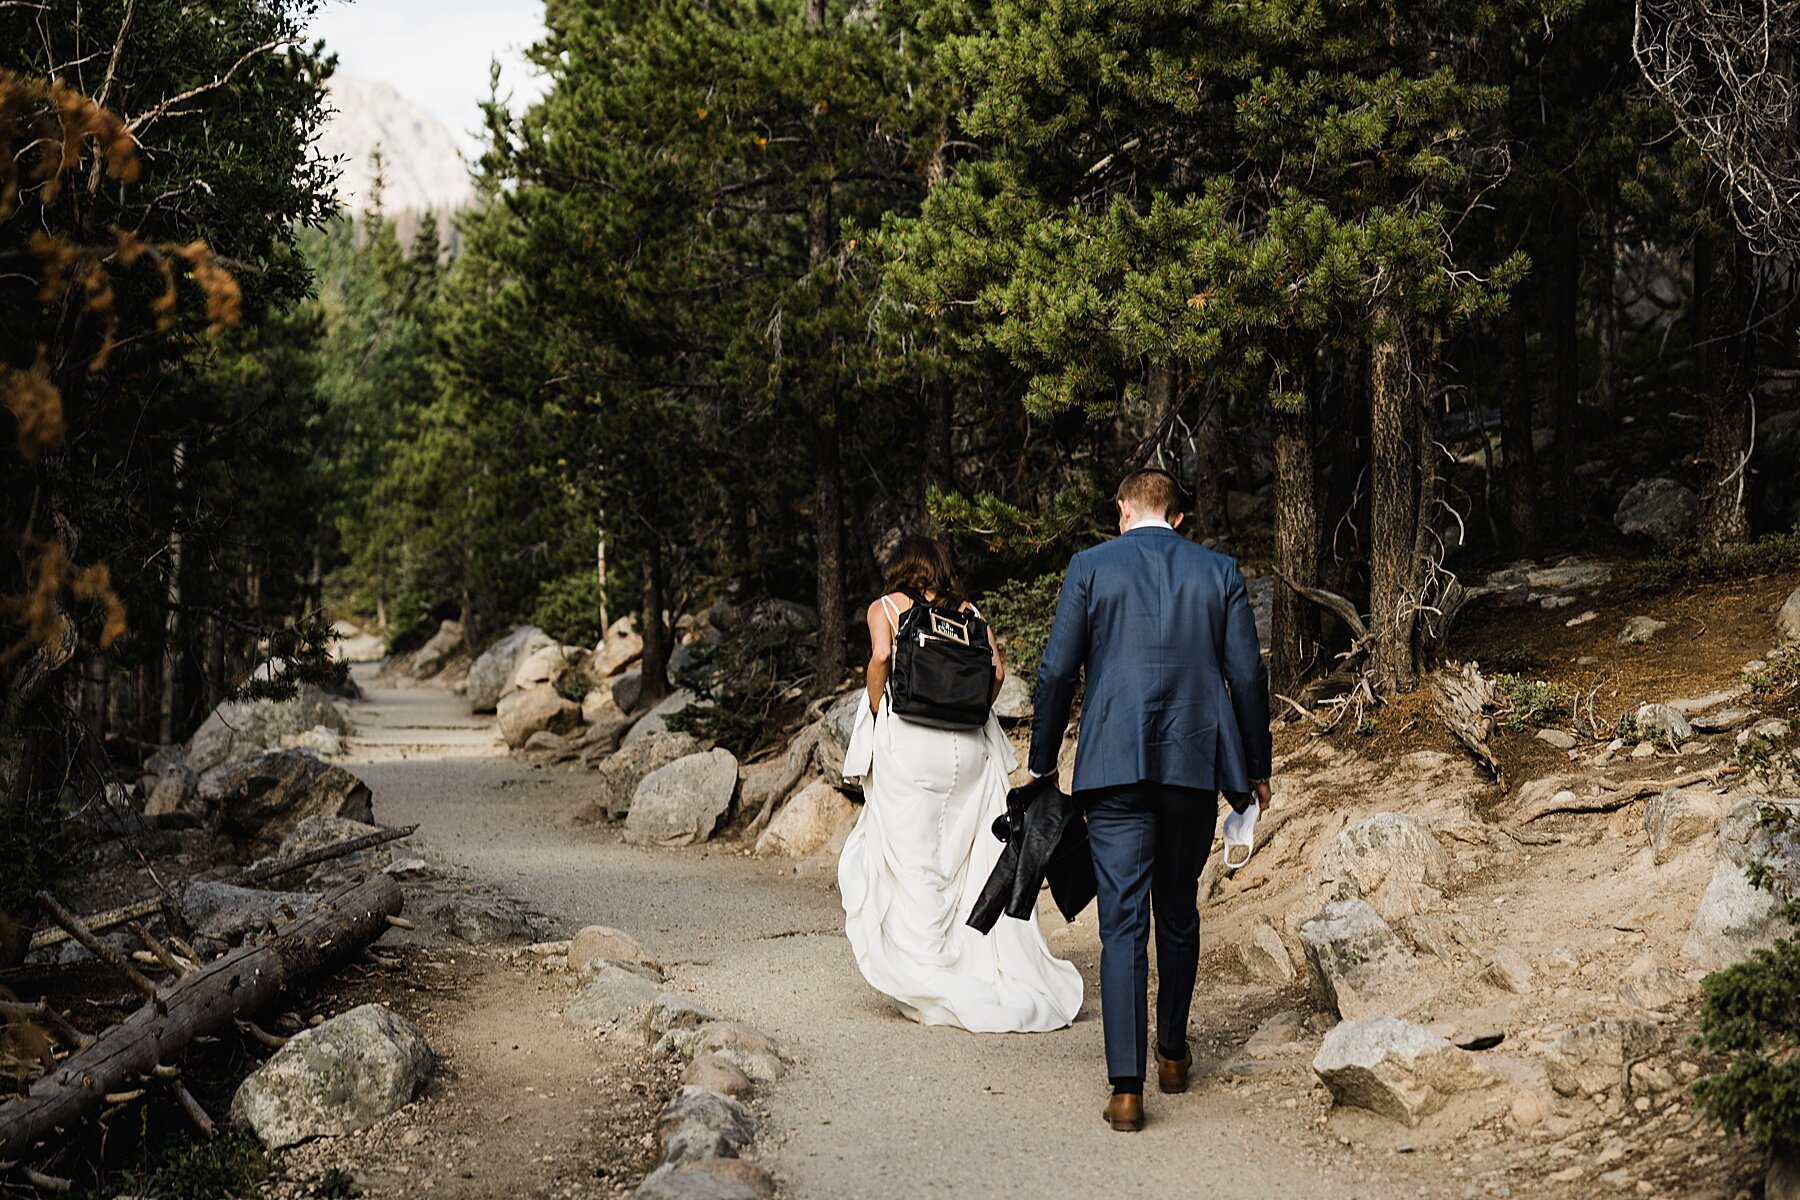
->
xmin=532 ymin=570 xmax=607 ymax=647
xmin=1731 ymin=732 xmax=1800 ymax=783
xmin=1486 ymin=646 xmax=1545 ymax=676
xmin=107 ymin=1130 xmax=268 ymax=1200
xmin=1746 ymin=652 xmax=1800 ymax=705
xmin=1691 ymin=804 xmax=1800 ymax=1159
xmin=1491 ymin=673 xmax=1571 ymax=730
xmin=979 ymin=572 xmax=1066 ymax=698
xmin=668 ymin=616 xmax=814 ymax=757
xmin=1640 ymin=526 xmax=1800 ymax=592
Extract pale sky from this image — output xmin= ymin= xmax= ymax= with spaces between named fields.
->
xmin=307 ymin=0 xmax=549 ymax=157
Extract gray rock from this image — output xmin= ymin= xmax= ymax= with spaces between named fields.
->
xmin=688 ymin=1023 xmax=788 ymax=1084
xmin=1315 ymin=813 xmax=1451 ymax=923
xmin=646 ymin=994 xmax=722 ymax=1041
xmin=683 ymin=1054 xmax=755 ymax=1099
xmin=1614 ymin=477 xmax=1699 ymax=544
xmin=230 ymin=1004 xmax=432 ymax=1147
xmin=200 ymin=751 xmax=373 ymax=860
xmin=1619 ymin=616 xmax=1669 ymax=646
xmin=566 ymin=963 xmax=662 ymax=1029
xmin=637 ymin=1162 xmax=768 ymax=1200
xmin=1545 ymin=1018 xmax=1662 ymax=1097
xmin=613 ymin=667 xmax=646 ymax=714
xmin=1297 ymin=899 xmax=1431 ymax=1021
xmin=524 ymin=729 xmax=572 ymax=754
xmin=589 ymin=617 xmax=645 ymax=682
xmin=1693 ymin=706 xmax=1757 ymax=733
xmin=1669 ymin=684 xmax=1751 ymax=715
xmin=1779 ymin=584 xmax=1800 ymax=643
xmin=582 ymin=687 xmax=626 ymax=726
xmin=274 ymin=814 xmax=388 ymax=887
xmin=382 ymin=857 xmax=436 ymax=881
xmin=507 ymin=642 xmax=588 ymax=696
xmin=622 ymin=689 xmax=708 ymax=747
xmin=175 ymin=881 xmax=320 ymax=945
xmin=1536 ymin=728 xmax=1577 ymax=750
xmin=185 ymin=685 xmax=354 ymax=774
xmin=1237 ymin=918 xmax=1296 ymax=983
xmin=594 ymin=732 xmax=703 ymax=820
xmin=813 ymin=692 xmax=865 ymax=792
xmin=1615 ymin=954 xmax=1696 ymax=1011
xmin=750 ymin=598 xmax=817 ymax=629
xmin=1770 ymin=1147 xmax=1800 ymax=1200
xmin=624 ymin=750 xmax=740 ymax=847
xmin=410 ymin=618 xmax=464 ymax=678
xmin=991 ymin=673 xmax=1032 ymax=722
xmin=570 ymin=924 xmax=650 ymax=969
xmin=753 ymin=781 xmax=856 ymax=858
xmin=496 ymin=684 xmax=581 ymax=750
xmin=1312 ymin=1017 xmax=1493 ymax=1126
xmin=655 ymin=1085 xmax=757 ymax=1165
xmin=1683 ymin=798 xmax=1800 ymax=969
xmin=1633 ymin=702 xmax=1695 ymax=744
xmin=1477 ymin=947 xmax=1535 ymax=994
xmin=282 ymin=726 xmax=342 ymax=756
xmin=466 ymin=626 xmax=556 ymax=712
xmin=144 ymin=764 xmax=203 ymax=821
xmin=433 ymin=894 xmax=532 ymax=944
xmin=1644 ymin=788 xmax=1729 ymax=864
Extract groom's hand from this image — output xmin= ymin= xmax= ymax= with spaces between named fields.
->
xmin=1250 ymin=779 xmax=1272 ymax=812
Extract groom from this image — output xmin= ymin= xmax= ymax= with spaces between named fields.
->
xmin=1030 ymin=467 xmax=1272 ymax=1132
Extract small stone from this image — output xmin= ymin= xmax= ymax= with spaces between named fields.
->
xmin=230 ymin=1004 xmax=433 ymax=1148
xmin=382 ymin=857 xmax=437 ymax=881
xmin=1633 ymin=702 xmax=1695 ymax=743
xmin=433 ymin=894 xmax=532 ymax=944
xmin=1510 ymin=1091 xmax=1549 ymax=1128
xmin=1478 ymin=947 xmax=1535 ymax=995
xmin=683 ymin=1053 xmax=755 ymax=1099
xmin=1238 ymin=918 xmax=1297 ymax=983
xmin=1547 ymin=947 xmax=1581 ymax=971
xmin=655 ymin=1085 xmax=756 ymax=1165
xmin=646 ymin=994 xmax=722 ymax=1041
xmin=1630 ymin=741 xmax=1656 ymax=759
xmin=1566 ymin=611 xmax=1598 ymax=627
xmin=1778 ymin=584 xmax=1800 ymax=643
xmin=1536 ymin=729 xmax=1577 ymax=750
xmin=1693 ymin=706 xmax=1757 ymax=733
xmin=1312 ymin=1017 xmax=1494 ymax=1126
xmin=1618 ymin=616 xmax=1668 ymax=646
xmin=567 ymin=963 xmax=661 ymax=1029
xmin=1545 ymin=1018 xmax=1663 ymax=1097
xmin=569 ymin=924 xmax=649 ymax=970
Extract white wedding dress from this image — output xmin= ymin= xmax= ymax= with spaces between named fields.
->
xmin=838 ymin=698 xmax=1083 ymax=1032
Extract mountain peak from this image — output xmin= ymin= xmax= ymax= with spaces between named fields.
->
xmin=318 ymin=74 xmax=474 ymax=216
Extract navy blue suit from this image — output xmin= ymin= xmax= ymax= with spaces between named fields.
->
xmin=1030 ymin=524 xmax=1271 ymax=1085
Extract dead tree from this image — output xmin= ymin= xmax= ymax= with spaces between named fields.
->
xmin=0 ymin=874 xmax=403 ymax=1163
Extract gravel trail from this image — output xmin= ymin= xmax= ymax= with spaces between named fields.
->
xmin=343 ymin=670 xmax=1401 ymax=1199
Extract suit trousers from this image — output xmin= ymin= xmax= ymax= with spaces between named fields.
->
xmin=1081 ymin=783 xmax=1218 ymax=1083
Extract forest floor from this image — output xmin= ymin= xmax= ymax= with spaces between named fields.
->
xmin=242 ymin=552 xmax=1792 ymax=1200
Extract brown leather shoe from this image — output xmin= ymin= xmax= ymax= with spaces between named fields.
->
xmin=1155 ymin=1045 xmax=1192 ymax=1094
xmin=1103 ymin=1092 xmax=1145 ymax=1132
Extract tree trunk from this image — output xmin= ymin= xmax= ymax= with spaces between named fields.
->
xmin=1500 ymin=310 xmax=1538 ymax=554
xmin=638 ymin=528 xmax=673 ymax=709
xmin=1189 ymin=374 xmax=1230 ymax=540
xmin=1368 ymin=308 xmax=1419 ymax=697
xmin=1270 ymin=391 xmax=1319 ymax=696
xmin=812 ymin=400 xmax=848 ymax=689
xmin=925 ymin=387 xmax=953 ymax=497
xmin=1695 ymin=225 xmax=1754 ymax=547
xmin=1548 ymin=215 xmax=1581 ymax=533
xmin=1595 ymin=189 xmax=1621 ymax=419
xmin=159 ymin=446 xmax=185 ymax=745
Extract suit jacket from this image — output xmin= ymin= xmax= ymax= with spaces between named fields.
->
xmin=1029 ymin=525 xmax=1271 ymax=795
xmin=967 ymin=775 xmax=1096 ymax=933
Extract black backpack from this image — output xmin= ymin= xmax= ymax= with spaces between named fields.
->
xmin=886 ymin=589 xmax=995 ymax=730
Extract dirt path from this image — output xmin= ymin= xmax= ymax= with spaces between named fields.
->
xmin=330 ymin=670 xmax=1477 ymax=1200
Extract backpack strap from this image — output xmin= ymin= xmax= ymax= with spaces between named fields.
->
xmin=878 ymin=593 xmax=904 ymax=635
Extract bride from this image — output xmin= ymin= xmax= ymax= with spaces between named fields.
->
xmin=838 ymin=536 xmax=1083 ymax=1033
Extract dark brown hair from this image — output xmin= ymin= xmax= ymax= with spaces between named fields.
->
xmin=882 ymin=536 xmax=964 ymax=606
xmin=1116 ymin=467 xmax=1184 ymax=520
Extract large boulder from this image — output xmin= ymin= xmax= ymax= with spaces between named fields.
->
xmin=467 ymin=626 xmax=556 ymax=712
xmin=624 ymin=750 xmax=740 ymax=848
xmin=200 ymin=751 xmax=373 ymax=859
xmin=507 ymin=642 xmax=588 ymax=697
xmin=433 ymin=894 xmax=533 ymax=944
xmin=1633 ymin=702 xmax=1695 ymax=745
xmin=411 ymin=618 xmax=464 ymax=678
xmin=496 ymin=684 xmax=581 ymax=750
xmin=567 ymin=963 xmax=662 ymax=1029
xmin=594 ymin=732 xmax=703 ymax=820
xmin=186 ymin=686 xmax=353 ymax=774
xmin=589 ymin=617 xmax=645 ymax=682
xmin=175 ymin=881 xmax=320 ymax=947
xmin=272 ymin=814 xmax=388 ymax=887
xmin=754 ymin=781 xmax=857 ymax=858
xmin=1683 ymin=798 xmax=1800 ymax=969
xmin=1780 ymin=584 xmax=1800 ymax=644
xmin=813 ymin=692 xmax=864 ymax=792
xmin=1614 ymin=476 xmax=1699 ymax=544
xmin=1312 ymin=1017 xmax=1493 ymax=1126
xmin=1297 ymin=899 xmax=1431 ymax=1021
xmin=230 ymin=1003 xmax=432 ymax=1148
xmin=144 ymin=764 xmax=203 ymax=821
xmin=1315 ymin=813 xmax=1451 ymax=923
xmin=623 ymin=689 xmax=707 ymax=747
xmin=1643 ymin=788 xmax=1730 ymax=863
xmin=991 ymin=674 xmax=1032 ymax=722
xmin=1544 ymin=1017 xmax=1662 ymax=1097
xmin=569 ymin=925 xmax=650 ymax=970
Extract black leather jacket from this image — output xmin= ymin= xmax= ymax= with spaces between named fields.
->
xmin=967 ymin=775 xmax=1096 ymax=933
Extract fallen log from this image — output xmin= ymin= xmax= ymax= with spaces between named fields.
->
xmin=1432 ymin=662 xmax=1503 ymax=784
xmin=0 ymin=874 xmax=402 ymax=1163
xmin=26 ymin=824 xmax=417 ymax=953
